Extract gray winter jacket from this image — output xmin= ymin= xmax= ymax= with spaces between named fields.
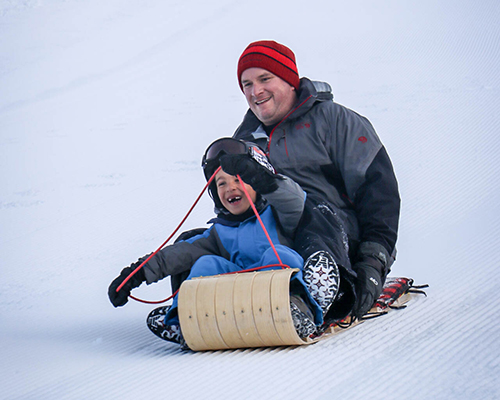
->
xmin=233 ymin=78 xmax=400 ymax=274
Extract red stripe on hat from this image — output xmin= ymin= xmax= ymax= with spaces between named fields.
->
xmin=241 ymin=45 xmax=297 ymax=74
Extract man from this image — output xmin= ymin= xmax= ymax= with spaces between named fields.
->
xmin=231 ymin=40 xmax=400 ymax=322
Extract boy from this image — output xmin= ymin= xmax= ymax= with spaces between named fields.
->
xmin=108 ymin=138 xmax=339 ymax=346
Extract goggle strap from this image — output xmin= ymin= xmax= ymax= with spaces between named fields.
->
xmin=249 ymin=146 xmax=276 ymax=174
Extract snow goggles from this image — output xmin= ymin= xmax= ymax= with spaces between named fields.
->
xmin=202 ymin=138 xmax=248 ymax=168
xmin=202 ymin=137 xmax=275 ymax=177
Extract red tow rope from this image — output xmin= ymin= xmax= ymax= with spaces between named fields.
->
xmin=237 ymin=173 xmax=286 ymax=268
xmin=119 ymin=166 xmax=289 ymax=304
xmin=115 ymin=166 xmax=221 ymax=303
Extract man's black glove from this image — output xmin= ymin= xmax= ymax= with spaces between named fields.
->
xmin=220 ymin=154 xmax=280 ymax=194
xmin=352 ymin=263 xmax=383 ymax=318
xmin=351 ymin=242 xmax=391 ymax=318
xmin=108 ymin=263 xmax=146 ymax=307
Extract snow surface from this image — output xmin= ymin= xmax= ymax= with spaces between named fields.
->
xmin=1 ymin=0 xmax=499 ymax=399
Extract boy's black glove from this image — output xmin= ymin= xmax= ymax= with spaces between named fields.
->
xmin=108 ymin=263 xmax=146 ymax=307
xmin=352 ymin=263 xmax=383 ymax=318
xmin=220 ymin=154 xmax=280 ymax=194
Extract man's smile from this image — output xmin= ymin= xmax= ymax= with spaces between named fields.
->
xmin=255 ymin=96 xmax=272 ymax=105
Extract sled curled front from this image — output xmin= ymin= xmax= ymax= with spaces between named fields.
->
xmin=177 ymin=268 xmax=318 ymax=351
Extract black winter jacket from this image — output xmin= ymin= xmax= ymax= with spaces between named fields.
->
xmin=233 ymin=78 xmax=400 ymax=272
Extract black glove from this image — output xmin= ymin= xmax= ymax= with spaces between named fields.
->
xmin=108 ymin=263 xmax=146 ymax=307
xmin=352 ymin=263 xmax=383 ymax=318
xmin=220 ymin=154 xmax=280 ymax=194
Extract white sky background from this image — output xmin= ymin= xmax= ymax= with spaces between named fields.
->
xmin=0 ymin=1 xmax=499 ymax=399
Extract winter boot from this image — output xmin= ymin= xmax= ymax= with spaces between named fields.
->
xmin=290 ymin=295 xmax=317 ymax=339
xmin=303 ymin=250 xmax=340 ymax=317
xmin=146 ymin=306 xmax=186 ymax=347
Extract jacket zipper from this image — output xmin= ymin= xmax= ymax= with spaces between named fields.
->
xmin=267 ymin=95 xmax=313 ymax=156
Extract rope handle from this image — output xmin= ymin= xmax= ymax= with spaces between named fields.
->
xmin=119 ymin=166 xmax=289 ymax=304
xmin=237 ymin=173 xmax=286 ymax=268
xmin=115 ymin=166 xmax=221 ymax=296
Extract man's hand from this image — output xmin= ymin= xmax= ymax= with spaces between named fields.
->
xmin=220 ymin=154 xmax=279 ymax=194
xmin=352 ymin=263 xmax=383 ymax=318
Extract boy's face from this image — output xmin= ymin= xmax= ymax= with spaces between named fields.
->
xmin=215 ymin=169 xmax=257 ymax=215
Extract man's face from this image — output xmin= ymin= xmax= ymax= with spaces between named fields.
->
xmin=241 ymin=67 xmax=297 ymax=126
xmin=216 ymin=169 xmax=257 ymax=215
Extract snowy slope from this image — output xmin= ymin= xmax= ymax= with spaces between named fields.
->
xmin=1 ymin=0 xmax=499 ymax=399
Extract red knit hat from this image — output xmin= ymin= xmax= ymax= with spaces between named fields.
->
xmin=237 ymin=40 xmax=300 ymax=91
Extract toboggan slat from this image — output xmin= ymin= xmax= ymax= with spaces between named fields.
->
xmin=178 ymin=268 xmax=318 ymax=351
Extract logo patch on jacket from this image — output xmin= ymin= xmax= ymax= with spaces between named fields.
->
xmin=358 ymin=136 xmax=368 ymax=143
xmin=295 ymin=122 xmax=311 ymax=130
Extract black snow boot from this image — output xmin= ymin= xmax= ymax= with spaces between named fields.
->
xmin=290 ymin=295 xmax=317 ymax=339
xmin=303 ymin=250 xmax=340 ymax=317
xmin=146 ymin=306 xmax=187 ymax=348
